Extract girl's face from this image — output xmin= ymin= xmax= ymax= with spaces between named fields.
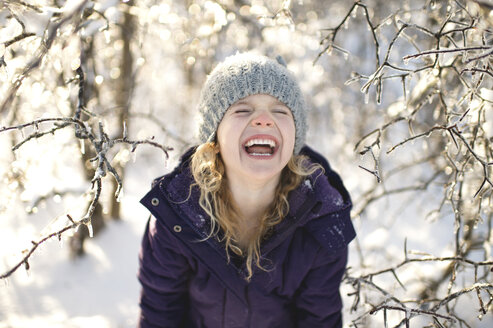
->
xmin=216 ymin=94 xmax=296 ymax=184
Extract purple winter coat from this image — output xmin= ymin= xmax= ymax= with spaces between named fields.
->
xmin=138 ymin=146 xmax=356 ymax=328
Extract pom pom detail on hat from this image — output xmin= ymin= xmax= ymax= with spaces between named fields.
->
xmin=197 ymin=52 xmax=307 ymax=154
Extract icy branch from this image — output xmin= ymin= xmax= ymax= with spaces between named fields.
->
xmin=0 ymin=0 xmax=90 ymax=115
xmin=0 ymin=63 xmax=172 ymax=278
xmin=327 ymin=1 xmax=493 ymax=325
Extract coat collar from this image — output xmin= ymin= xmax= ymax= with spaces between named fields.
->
xmin=152 ymin=145 xmax=351 ymax=240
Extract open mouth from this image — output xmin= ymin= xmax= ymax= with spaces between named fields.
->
xmin=243 ymin=138 xmax=278 ymax=157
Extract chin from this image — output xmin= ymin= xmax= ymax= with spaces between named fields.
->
xmin=241 ymin=160 xmax=288 ymax=181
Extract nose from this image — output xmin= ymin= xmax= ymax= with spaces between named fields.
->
xmin=251 ymin=112 xmax=273 ymax=127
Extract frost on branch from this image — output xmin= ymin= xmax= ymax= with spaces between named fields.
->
xmin=318 ymin=0 xmax=493 ymax=326
xmin=0 ymin=0 xmax=171 ymax=277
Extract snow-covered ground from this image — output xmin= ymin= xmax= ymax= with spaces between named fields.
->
xmin=0 ymin=218 xmax=142 ymax=328
xmin=0 ymin=181 xmax=148 ymax=328
xmin=0 ymin=139 xmax=171 ymax=327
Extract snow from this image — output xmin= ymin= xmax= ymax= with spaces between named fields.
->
xmin=0 ymin=193 xmax=147 ymax=327
xmin=362 ymin=227 xmax=389 ymax=250
xmin=303 ymin=178 xmax=312 ymax=191
xmin=0 ymin=1 xmax=492 ymax=326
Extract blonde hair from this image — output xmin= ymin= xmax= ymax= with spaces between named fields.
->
xmin=191 ymin=142 xmax=322 ymax=280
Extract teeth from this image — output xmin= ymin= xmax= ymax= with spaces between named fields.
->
xmin=249 ymin=153 xmax=272 ymax=156
xmin=244 ymin=138 xmax=276 ymax=148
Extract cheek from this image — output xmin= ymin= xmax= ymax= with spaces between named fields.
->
xmin=217 ymin=122 xmax=239 ymax=157
xmin=216 ymin=120 xmax=229 ymax=146
xmin=282 ymin=121 xmax=296 ymax=150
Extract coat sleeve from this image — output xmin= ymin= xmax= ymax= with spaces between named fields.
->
xmin=294 ymin=246 xmax=348 ymax=328
xmin=138 ymin=216 xmax=191 ymax=328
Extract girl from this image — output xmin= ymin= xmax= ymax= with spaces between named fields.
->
xmin=138 ymin=53 xmax=356 ymax=327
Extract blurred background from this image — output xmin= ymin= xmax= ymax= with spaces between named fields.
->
xmin=0 ymin=0 xmax=492 ymax=327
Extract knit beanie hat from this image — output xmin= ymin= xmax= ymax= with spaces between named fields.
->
xmin=197 ymin=52 xmax=307 ymax=154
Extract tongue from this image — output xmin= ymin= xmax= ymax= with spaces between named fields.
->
xmin=247 ymin=145 xmax=272 ymax=154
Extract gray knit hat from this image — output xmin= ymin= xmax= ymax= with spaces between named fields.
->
xmin=197 ymin=52 xmax=307 ymax=154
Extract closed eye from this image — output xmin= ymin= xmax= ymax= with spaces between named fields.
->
xmin=234 ymin=109 xmax=252 ymax=114
xmin=272 ymin=109 xmax=289 ymax=115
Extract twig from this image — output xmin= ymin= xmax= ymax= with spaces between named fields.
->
xmin=403 ymin=46 xmax=492 ymax=61
xmin=370 ymin=305 xmax=456 ymax=322
xmin=4 ymin=32 xmax=36 ymax=47
xmin=386 ymin=124 xmax=455 ymax=154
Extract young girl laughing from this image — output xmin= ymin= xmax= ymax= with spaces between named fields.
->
xmin=138 ymin=53 xmax=356 ymax=327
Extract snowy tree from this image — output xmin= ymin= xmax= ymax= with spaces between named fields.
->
xmin=0 ymin=0 xmax=491 ymax=326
